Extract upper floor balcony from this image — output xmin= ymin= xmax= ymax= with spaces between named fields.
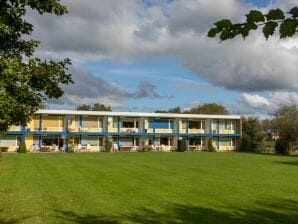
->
xmin=179 ymin=119 xmax=206 ymax=134
xmin=7 ymin=125 xmax=22 ymax=132
xmin=211 ymin=120 xmax=236 ymax=135
xmin=145 ymin=118 xmax=174 ymax=134
xmin=68 ymin=115 xmax=104 ymax=133
xmin=108 ymin=117 xmax=141 ymax=134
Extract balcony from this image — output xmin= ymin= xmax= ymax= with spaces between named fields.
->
xmin=219 ymin=129 xmax=236 ymax=134
xmin=8 ymin=126 xmax=21 ymax=132
xmin=120 ymin=128 xmax=139 ymax=133
xmin=154 ymin=128 xmax=174 ymax=134
xmin=188 ymin=129 xmax=205 ymax=134
xmin=42 ymin=127 xmax=64 ymax=132
xmin=219 ymin=146 xmax=236 ymax=151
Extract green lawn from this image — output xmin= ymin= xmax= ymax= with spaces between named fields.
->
xmin=0 ymin=152 xmax=297 ymax=224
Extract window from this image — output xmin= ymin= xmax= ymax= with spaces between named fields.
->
xmin=189 ymin=121 xmax=201 ymax=129
xmin=119 ymin=137 xmax=134 ymax=146
xmin=42 ymin=115 xmax=64 ymax=128
xmin=113 ymin=118 xmax=118 ymax=128
xmin=83 ymin=117 xmax=101 ymax=128
xmin=189 ymin=138 xmax=201 ymax=145
xmin=81 ymin=136 xmax=99 ymax=146
xmin=122 ymin=121 xmax=134 ymax=128
xmin=220 ymin=139 xmax=232 ymax=146
xmin=160 ymin=137 xmax=169 ymax=146
xmin=0 ymin=136 xmax=17 ymax=147
xmin=181 ymin=120 xmax=186 ymax=129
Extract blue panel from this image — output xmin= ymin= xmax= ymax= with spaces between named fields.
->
xmin=149 ymin=119 xmax=171 ymax=129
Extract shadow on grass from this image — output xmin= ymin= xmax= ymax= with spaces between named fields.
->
xmin=274 ymin=160 xmax=298 ymax=166
xmin=55 ymin=199 xmax=298 ymax=224
xmin=0 ymin=209 xmax=31 ymax=224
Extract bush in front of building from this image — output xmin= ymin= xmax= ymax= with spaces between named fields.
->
xmin=178 ymin=139 xmax=187 ymax=152
xmin=104 ymin=138 xmax=113 ymax=152
xmin=275 ymin=139 xmax=288 ymax=154
xmin=208 ymin=138 xmax=216 ymax=152
xmin=18 ymin=141 xmax=27 ymax=153
xmin=68 ymin=137 xmax=75 ymax=153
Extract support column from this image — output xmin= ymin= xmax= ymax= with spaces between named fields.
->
xmin=141 ymin=117 xmax=145 ymax=150
xmin=38 ymin=114 xmax=42 ymax=148
xmin=209 ymin=119 xmax=212 ymax=136
xmin=117 ymin=136 xmax=120 ymax=152
xmin=186 ymin=118 xmax=189 ymax=135
xmin=39 ymin=114 xmax=42 ymax=131
xmin=117 ymin=116 xmax=120 ymax=133
xmin=65 ymin=114 xmax=69 ymax=152
xmin=105 ymin=116 xmax=109 ymax=134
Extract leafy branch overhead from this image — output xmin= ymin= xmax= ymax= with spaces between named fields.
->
xmin=208 ymin=6 xmax=298 ymax=41
xmin=0 ymin=0 xmax=73 ymax=133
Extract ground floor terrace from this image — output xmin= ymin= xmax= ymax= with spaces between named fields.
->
xmin=0 ymin=134 xmax=239 ymax=152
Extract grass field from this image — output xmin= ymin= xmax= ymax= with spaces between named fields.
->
xmin=0 ymin=152 xmax=297 ymax=224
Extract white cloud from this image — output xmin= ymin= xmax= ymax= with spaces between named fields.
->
xmin=241 ymin=93 xmax=272 ymax=108
xmin=24 ymin=0 xmax=298 ymax=113
xmin=240 ymin=91 xmax=298 ymax=114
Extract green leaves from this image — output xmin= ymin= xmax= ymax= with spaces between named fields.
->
xmin=288 ymin=7 xmax=298 ymax=18
xmin=246 ymin=10 xmax=264 ymax=23
xmin=208 ymin=6 xmax=298 ymax=41
xmin=214 ymin=19 xmax=232 ymax=29
xmin=207 ymin=28 xmax=220 ymax=38
xmin=0 ymin=0 xmax=72 ymax=132
xmin=263 ymin=21 xmax=278 ymax=40
xmin=266 ymin=8 xmax=285 ymax=20
xmin=279 ymin=19 xmax=298 ymax=38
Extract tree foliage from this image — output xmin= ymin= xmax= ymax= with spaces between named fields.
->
xmin=207 ymin=138 xmax=216 ymax=152
xmin=0 ymin=0 xmax=73 ymax=133
xmin=240 ymin=117 xmax=264 ymax=152
xmin=208 ymin=6 xmax=298 ymax=41
xmin=76 ymin=103 xmax=112 ymax=111
xmin=273 ymin=105 xmax=298 ymax=154
xmin=184 ymin=103 xmax=228 ymax=115
xmin=155 ymin=107 xmax=181 ymax=114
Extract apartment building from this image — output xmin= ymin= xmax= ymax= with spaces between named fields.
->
xmin=0 ymin=110 xmax=242 ymax=152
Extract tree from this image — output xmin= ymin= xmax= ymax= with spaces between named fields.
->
xmin=76 ymin=104 xmax=92 ymax=111
xmin=155 ymin=106 xmax=181 ymax=113
xmin=273 ymin=105 xmax=298 ymax=154
xmin=92 ymin=103 xmax=112 ymax=112
xmin=208 ymin=6 xmax=298 ymax=41
xmin=184 ymin=103 xmax=228 ymax=115
xmin=240 ymin=117 xmax=264 ymax=152
xmin=0 ymin=0 xmax=72 ymax=133
xmin=77 ymin=103 xmax=112 ymax=111
xmin=261 ymin=118 xmax=276 ymax=141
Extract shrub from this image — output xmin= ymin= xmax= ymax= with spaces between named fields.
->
xmin=104 ymin=138 xmax=113 ymax=152
xmin=178 ymin=139 xmax=187 ymax=152
xmin=18 ymin=141 xmax=27 ymax=153
xmin=208 ymin=138 xmax=216 ymax=152
xmin=68 ymin=137 xmax=75 ymax=153
xmin=275 ymin=139 xmax=289 ymax=155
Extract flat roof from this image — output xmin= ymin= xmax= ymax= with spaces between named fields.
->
xmin=37 ymin=110 xmax=241 ymax=119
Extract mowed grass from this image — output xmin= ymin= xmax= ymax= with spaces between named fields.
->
xmin=0 ymin=153 xmax=298 ymax=224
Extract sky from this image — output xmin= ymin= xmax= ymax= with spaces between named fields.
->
xmin=26 ymin=0 xmax=298 ymax=117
